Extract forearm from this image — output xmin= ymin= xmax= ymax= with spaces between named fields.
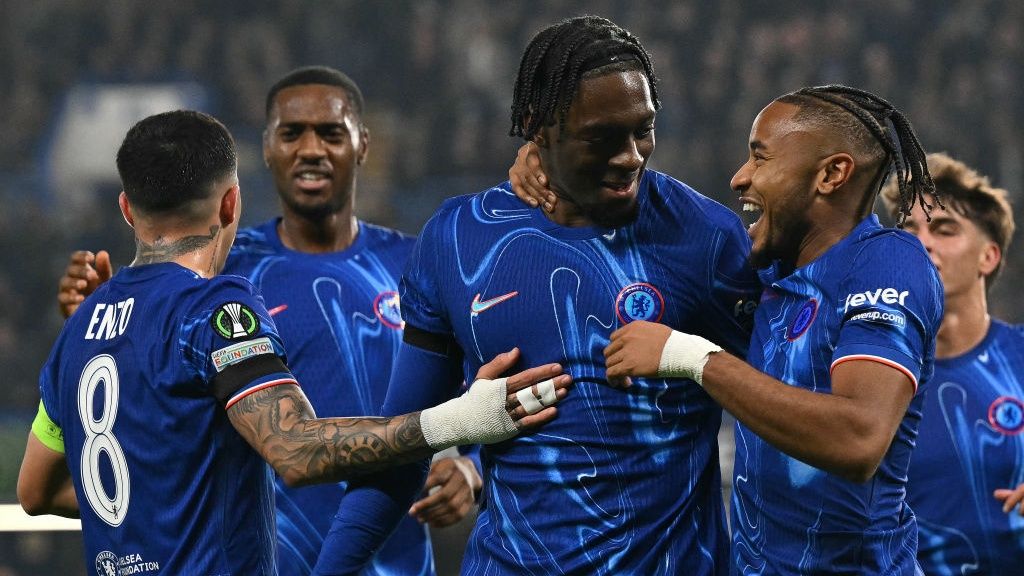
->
xmin=701 ymin=353 xmax=886 ymax=480
xmin=21 ymin=477 xmax=79 ymax=518
xmin=314 ymin=462 xmax=430 ymax=575
xmin=315 ymin=338 xmax=459 ymax=574
xmin=458 ymin=443 xmax=484 ymax=482
xmin=18 ymin=431 xmax=79 ymax=517
xmin=228 ymin=387 xmax=434 ymax=487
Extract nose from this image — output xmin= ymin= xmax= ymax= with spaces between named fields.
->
xmin=297 ymin=129 xmax=326 ymax=160
xmin=609 ymin=135 xmax=644 ymax=172
xmin=730 ymin=160 xmax=752 ymax=192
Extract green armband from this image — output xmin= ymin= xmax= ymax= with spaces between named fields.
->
xmin=31 ymin=400 xmax=65 ymax=454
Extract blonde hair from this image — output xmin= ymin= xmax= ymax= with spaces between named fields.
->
xmin=881 ymin=152 xmax=1015 ymax=286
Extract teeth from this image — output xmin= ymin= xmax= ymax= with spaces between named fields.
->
xmin=742 ymin=203 xmax=761 ymax=212
xmin=298 ymin=173 xmax=325 ymax=181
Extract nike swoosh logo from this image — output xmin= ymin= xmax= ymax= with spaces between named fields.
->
xmin=471 ymin=291 xmax=519 ymax=315
xmin=268 ymin=304 xmax=288 ymax=317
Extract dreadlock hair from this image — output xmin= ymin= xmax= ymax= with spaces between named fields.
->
xmin=265 ymin=65 xmax=364 ymax=122
xmin=509 ymin=15 xmax=659 ymax=140
xmin=775 ymin=85 xmax=938 ymax=227
xmin=881 ymin=152 xmax=1015 ymax=288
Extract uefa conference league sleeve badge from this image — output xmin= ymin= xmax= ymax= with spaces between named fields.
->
xmin=210 ymin=302 xmax=260 ymax=340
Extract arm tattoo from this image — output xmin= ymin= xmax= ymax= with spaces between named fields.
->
xmin=227 ymin=384 xmax=433 ymax=485
xmin=132 ymin=225 xmax=221 ymax=265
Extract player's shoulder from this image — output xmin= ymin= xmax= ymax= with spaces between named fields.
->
xmin=642 ymin=169 xmax=745 ymax=229
xmin=358 ymin=220 xmax=417 ymax=250
xmin=442 ymin=183 xmax=518 ymax=213
xmin=851 ymin=216 xmax=922 ymax=248
xmin=205 ymin=273 xmax=260 ymax=295
xmin=850 ymin=217 xmax=931 ymax=264
xmin=231 ymin=219 xmax=279 ymax=256
xmin=187 ymin=274 xmax=262 ymax=313
xmin=993 ymin=318 xmax=1024 ymax=342
xmin=424 ymin=183 xmax=520 ymax=227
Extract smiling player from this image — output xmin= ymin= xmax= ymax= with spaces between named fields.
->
xmin=314 ymin=15 xmax=760 ymax=575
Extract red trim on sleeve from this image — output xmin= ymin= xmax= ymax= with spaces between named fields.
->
xmin=830 ymin=354 xmax=918 ymax=393
xmin=225 ymin=378 xmax=298 ymax=409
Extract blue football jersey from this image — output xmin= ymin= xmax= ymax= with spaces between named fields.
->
xmin=227 ymin=219 xmax=433 ymax=576
xmin=732 ymin=215 xmax=943 ymax=575
xmin=401 ymin=170 xmax=760 ymax=575
xmin=906 ymin=319 xmax=1024 ymax=575
xmin=38 ymin=263 xmax=294 ymax=576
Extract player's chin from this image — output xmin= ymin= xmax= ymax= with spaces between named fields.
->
xmin=287 ymin=196 xmax=343 ymax=219
xmin=747 ymin=244 xmax=772 ymax=270
xmin=590 ymin=197 xmax=639 ymax=229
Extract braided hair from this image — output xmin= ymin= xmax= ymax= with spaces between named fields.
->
xmin=510 ymin=15 xmax=659 ymax=140
xmin=776 ymin=85 xmax=938 ymax=226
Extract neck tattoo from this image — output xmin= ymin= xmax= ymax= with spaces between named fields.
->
xmin=133 ymin=225 xmax=221 ymax=265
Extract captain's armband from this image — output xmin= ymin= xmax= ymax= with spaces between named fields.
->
xmin=31 ymin=400 xmax=65 ymax=454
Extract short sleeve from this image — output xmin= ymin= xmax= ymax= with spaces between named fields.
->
xmin=832 ymin=236 xmax=943 ymax=390
xmin=178 ymin=276 xmax=296 ymax=404
xmin=400 ymin=209 xmax=454 ymax=335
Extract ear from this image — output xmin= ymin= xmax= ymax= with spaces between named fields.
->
xmin=524 ymin=111 xmax=553 ymax=149
xmin=532 ymin=125 xmax=551 ymax=149
xmin=356 ymin=125 xmax=370 ymax=165
xmin=118 ymin=192 xmax=135 ymax=228
xmin=219 ymin=185 xmax=240 ymax=228
xmin=978 ymin=239 xmax=1001 ymax=278
xmin=817 ymin=152 xmax=855 ymax=195
xmin=262 ymin=130 xmax=271 ymax=167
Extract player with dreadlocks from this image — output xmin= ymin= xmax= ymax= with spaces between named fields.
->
xmin=318 ymin=15 xmax=760 ymax=575
xmin=595 ymin=85 xmax=944 ymax=574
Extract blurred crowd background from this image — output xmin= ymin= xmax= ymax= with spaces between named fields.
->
xmin=1 ymin=0 xmax=1022 ymax=570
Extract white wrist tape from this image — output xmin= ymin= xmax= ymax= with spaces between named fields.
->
xmin=420 ymin=377 xmax=518 ymax=450
xmin=514 ymin=378 xmax=557 ymax=415
xmin=658 ymin=330 xmax=722 ymax=386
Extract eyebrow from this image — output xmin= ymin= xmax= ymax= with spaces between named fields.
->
xmin=276 ymin=121 xmax=347 ymax=130
xmin=749 ymin=140 xmax=766 ymax=151
xmin=928 ymin=215 xmax=958 ymax=226
xmin=576 ymin=111 xmax=656 ymax=133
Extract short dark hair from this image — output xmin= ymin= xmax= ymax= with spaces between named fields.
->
xmin=775 ymin=85 xmax=936 ymax=226
xmin=881 ymin=152 xmax=1015 ymax=286
xmin=265 ymin=65 xmax=364 ymax=121
xmin=510 ymin=15 xmax=659 ymax=140
xmin=116 ymin=110 xmax=237 ymax=215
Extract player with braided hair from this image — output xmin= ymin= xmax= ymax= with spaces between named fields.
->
xmin=509 ymin=14 xmax=660 ymax=141
xmin=557 ymin=85 xmax=944 ymax=573
xmin=319 ymin=15 xmax=760 ymax=575
xmin=775 ymin=85 xmax=939 ymax=226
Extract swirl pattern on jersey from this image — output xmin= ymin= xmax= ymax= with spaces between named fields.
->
xmin=907 ymin=320 xmax=1024 ymax=576
xmin=401 ymin=172 xmax=761 ymax=575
